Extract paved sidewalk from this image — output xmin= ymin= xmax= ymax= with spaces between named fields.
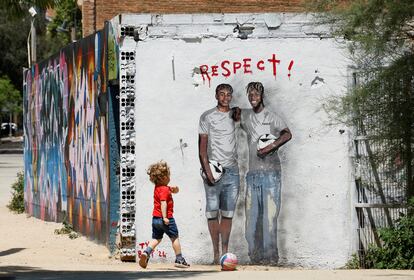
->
xmin=0 ymin=266 xmax=413 ymax=280
xmin=1 ymin=154 xmax=413 ymax=280
xmin=0 ymin=136 xmax=23 ymax=154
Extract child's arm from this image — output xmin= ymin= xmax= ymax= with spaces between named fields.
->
xmin=160 ymin=201 xmax=169 ymax=225
xmin=170 ymin=186 xmax=179 ymax=194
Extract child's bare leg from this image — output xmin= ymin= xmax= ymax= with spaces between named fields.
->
xmin=207 ymin=218 xmax=220 ymax=264
xmin=171 ymin=237 xmax=190 ymax=267
xmin=143 ymin=239 xmax=161 ymax=257
xmin=170 ymin=237 xmax=182 ymax=255
xmin=220 ymin=217 xmax=233 ymax=254
xmin=148 ymin=239 xmax=161 ymax=251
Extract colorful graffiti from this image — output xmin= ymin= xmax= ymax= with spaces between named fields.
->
xmin=23 ymin=31 xmax=111 ymax=243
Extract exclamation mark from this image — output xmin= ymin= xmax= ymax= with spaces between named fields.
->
xmin=288 ymin=60 xmax=294 ymax=79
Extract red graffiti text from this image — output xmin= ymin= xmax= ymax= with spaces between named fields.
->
xmin=199 ymin=54 xmax=294 ymax=86
xmin=137 ymin=241 xmax=167 ymax=259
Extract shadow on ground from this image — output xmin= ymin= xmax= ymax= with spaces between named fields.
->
xmin=0 ymin=248 xmax=25 ymax=257
xmin=0 ymin=266 xmax=219 ymax=280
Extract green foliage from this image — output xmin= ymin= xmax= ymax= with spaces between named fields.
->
xmin=312 ymin=0 xmax=414 ymax=200
xmin=0 ymin=1 xmax=82 ymax=93
xmin=309 ymin=0 xmax=414 ymax=270
xmin=7 ymin=172 xmax=25 ymax=214
xmin=68 ymin=232 xmax=80 ymax=239
xmin=54 ymin=221 xmax=72 ymax=235
xmin=3 ymin=0 xmax=58 ymax=19
xmin=0 ymin=8 xmax=32 ymax=92
xmin=54 ymin=215 xmax=79 ymax=239
xmin=0 ymin=75 xmax=22 ymax=117
xmin=365 ymin=198 xmax=414 ymax=269
xmin=0 ymin=6 xmax=58 ymax=91
xmin=344 ymin=253 xmax=361 ymax=269
xmin=47 ymin=0 xmax=82 ymax=46
xmin=309 ymin=0 xmax=414 ymax=57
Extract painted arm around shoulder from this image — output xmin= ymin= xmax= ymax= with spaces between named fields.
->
xmin=198 ymin=134 xmax=215 ymax=186
xmin=231 ymin=107 xmax=241 ymax=122
xmin=257 ymin=128 xmax=292 ymax=158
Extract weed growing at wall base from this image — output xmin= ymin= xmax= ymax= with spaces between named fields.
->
xmin=344 ymin=253 xmax=360 ymax=269
xmin=365 ymin=198 xmax=414 ymax=269
xmin=7 ymin=171 xmax=24 ymax=213
xmin=54 ymin=216 xmax=80 ymax=239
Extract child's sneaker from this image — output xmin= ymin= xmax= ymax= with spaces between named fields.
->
xmin=139 ymin=252 xmax=149 ymax=269
xmin=174 ymin=257 xmax=190 ymax=268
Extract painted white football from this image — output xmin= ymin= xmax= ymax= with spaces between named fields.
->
xmin=257 ymin=133 xmax=277 ymax=151
xmin=200 ymin=160 xmax=224 ymax=183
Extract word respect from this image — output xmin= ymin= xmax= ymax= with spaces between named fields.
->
xmin=199 ymin=54 xmax=294 ymax=85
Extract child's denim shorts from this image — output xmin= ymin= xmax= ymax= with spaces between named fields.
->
xmin=152 ymin=217 xmax=179 ymax=239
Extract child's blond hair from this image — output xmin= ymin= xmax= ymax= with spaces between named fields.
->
xmin=147 ymin=160 xmax=170 ymax=185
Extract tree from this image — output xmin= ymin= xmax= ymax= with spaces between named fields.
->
xmin=0 ymin=0 xmax=81 ymax=133
xmin=0 ymin=7 xmax=60 ymax=92
xmin=47 ymin=0 xmax=82 ymax=46
xmin=0 ymin=1 xmax=79 ymax=92
xmin=3 ymin=0 xmax=58 ymax=19
xmin=0 ymin=75 xmax=22 ymax=119
xmin=311 ymin=0 xmax=414 ymax=202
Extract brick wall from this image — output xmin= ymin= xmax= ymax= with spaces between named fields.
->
xmin=81 ymin=0 xmax=305 ymax=36
xmin=81 ymin=0 xmax=96 ymax=37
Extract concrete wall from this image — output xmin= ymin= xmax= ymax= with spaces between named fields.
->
xmin=116 ymin=13 xmax=355 ymax=267
xmin=23 ymin=30 xmax=117 ymax=245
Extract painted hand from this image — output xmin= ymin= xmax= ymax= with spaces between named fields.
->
xmin=257 ymin=141 xmax=277 ymax=158
xmin=257 ymin=148 xmax=267 ymax=159
xmin=206 ymin=174 xmax=215 ymax=186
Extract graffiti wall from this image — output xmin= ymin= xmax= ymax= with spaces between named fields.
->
xmin=115 ymin=13 xmax=355 ymax=268
xmin=23 ymin=31 xmax=112 ymax=243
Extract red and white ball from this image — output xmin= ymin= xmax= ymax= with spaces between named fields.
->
xmin=220 ymin=253 xmax=238 ymax=271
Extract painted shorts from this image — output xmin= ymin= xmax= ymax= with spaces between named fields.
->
xmin=204 ymin=166 xmax=240 ymax=219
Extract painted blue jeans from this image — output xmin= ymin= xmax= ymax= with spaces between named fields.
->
xmin=245 ymin=170 xmax=281 ymax=264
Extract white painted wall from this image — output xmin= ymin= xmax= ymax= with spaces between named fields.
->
xmin=124 ymin=13 xmax=355 ymax=268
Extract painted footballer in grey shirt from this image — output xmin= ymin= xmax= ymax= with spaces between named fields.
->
xmin=232 ymin=81 xmax=292 ymax=265
xmin=199 ymin=107 xmax=237 ymax=168
xmin=198 ymin=83 xmax=240 ymax=264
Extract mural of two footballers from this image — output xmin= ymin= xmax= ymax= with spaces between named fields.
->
xmin=199 ymin=82 xmax=292 ymax=264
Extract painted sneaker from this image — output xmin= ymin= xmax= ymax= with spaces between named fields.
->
xmin=174 ymin=257 xmax=190 ymax=268
xmin=139 ymin=252 xmax=149 ymax=269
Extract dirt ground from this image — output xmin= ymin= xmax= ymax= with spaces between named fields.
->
xmin=1 ymin=154 xmax=413 ymax=280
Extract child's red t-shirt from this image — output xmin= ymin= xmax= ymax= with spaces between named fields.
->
xmin=152 ymin=185 xmax=174 ymax=218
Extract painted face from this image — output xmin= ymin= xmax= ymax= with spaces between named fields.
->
xmin=248 ymin=89 xmax=263 ymax=109
xmin=216 ymin=89 xmax=232 ymax=108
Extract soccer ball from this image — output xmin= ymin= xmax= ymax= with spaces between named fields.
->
xmin=200 ymin=160 xmax=224 ymax=183
xmin=220 ymin=253 xmax=238 ymax=271
xmin=257 ymin=133 xmax=277 ymax=151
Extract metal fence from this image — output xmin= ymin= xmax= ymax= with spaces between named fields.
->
xmin=351 ymin=71 xmax=411 ymax=268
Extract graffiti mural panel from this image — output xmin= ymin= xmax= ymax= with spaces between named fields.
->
xmin=23 ymin=31 xmax=110 ymax=243
xmin=125 ymin=13 xmax=353 ymax=267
